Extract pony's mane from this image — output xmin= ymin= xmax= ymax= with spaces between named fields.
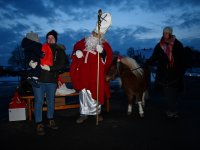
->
xmin=121 ymin=57 xmax=143 ymax=78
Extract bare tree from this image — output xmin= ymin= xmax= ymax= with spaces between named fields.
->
xmin=8 ymin=45 xmax=27 ymax=70
xmin=127 ymin=47 xmax=135 ymax=58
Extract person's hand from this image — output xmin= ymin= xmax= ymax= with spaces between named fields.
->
xmin=75 ymin=50 xmax=83 ymax=58
xmin=40 ymin=65 xmax=50 ymax=71
xmin=29 ymin=60 xmax=38 ymax=69
xmin=96 ymin=44 xmax=103 ymax=53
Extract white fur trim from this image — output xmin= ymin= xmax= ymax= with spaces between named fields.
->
xmin=76 ymin=50 xmax=83 ymax=58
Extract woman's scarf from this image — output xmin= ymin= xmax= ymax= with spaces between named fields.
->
xmin=160 ymin=35 xmax=175 ymax=66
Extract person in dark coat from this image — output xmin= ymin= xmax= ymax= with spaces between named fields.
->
xmin=146 ymin=26 xmax=186 ymax=118
xmin=21 ymin=32 xmax=43 ymax=87
xmin=33 ymin=30 xmax=67 ymax=135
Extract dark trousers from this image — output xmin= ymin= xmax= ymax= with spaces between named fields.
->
xmin=163 ymin=86 xmax=180 ymax=112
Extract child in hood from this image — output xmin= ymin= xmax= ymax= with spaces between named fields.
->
xmin=21 ymin=31 xmax=43 ymax=88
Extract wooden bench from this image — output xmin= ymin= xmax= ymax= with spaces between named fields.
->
xmin=57 ymin=72 xmax=110 ymax=113
xmin=21 ymin=72 xmax=80 ymax=121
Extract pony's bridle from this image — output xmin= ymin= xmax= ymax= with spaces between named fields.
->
xmin=130 ymin=66 xmax=142 ymax=72
xmin=117 ymin=60 xmax=142 ymax=73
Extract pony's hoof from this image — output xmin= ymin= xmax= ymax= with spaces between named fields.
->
xmin=127 ymin=112 xmax=132 ymax=115
xmin=139 ymin=113 xmax=144 ymax=118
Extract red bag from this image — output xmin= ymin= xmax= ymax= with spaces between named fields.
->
xmin=9 ymin=90 xmax=26 ymax=109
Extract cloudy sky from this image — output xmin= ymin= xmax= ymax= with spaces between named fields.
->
xmin=0 ymin=0 xmax=200 ymax=66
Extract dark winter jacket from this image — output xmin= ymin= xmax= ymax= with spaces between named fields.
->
xmin=39 ymin=44 xmax=67 ymax=83
xmin=146 ymin=38 xmax=186 ymax=88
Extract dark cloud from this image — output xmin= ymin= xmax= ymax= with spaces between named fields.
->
xmin=0 ymin=0 xmax=199 ymax=66
xmin=162 ymin=10 xmax=200 ymax=30
xmin=134 ymin=0 xmax=200 ymax=12
xmin=0 ymin=0 xmax=51 ymax=18
xmin=1 ymin=0 xmax=200 ymax=20
xmin=0 ymin=29 xmax=18 ymax=44
xmin=101 ymin=27 xmax=156 ymax=54
xmin=0 ymin=0 xmax=114 ymax=30
xmin=58 ymin=29 xmax=90 ymax=54
xmin=0 ymin=28 xmax=22 ymax=66
xmin=51 ymin=0 xmax=117 ymax=21
xmin=49 ymin=26 xmax=156 ymax=55
xmin=178 ymin=12 xmax=200 ymax=28
xmin=133 ymin=26 xmax=152 ymax=35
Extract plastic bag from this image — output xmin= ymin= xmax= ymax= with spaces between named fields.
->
xmin=56 ymin=84 xmax=76 ymax=96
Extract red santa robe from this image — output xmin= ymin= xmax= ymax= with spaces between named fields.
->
xmin=70 ymin=38 xmax=113 ymax=105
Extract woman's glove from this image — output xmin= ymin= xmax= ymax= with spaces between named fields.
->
xmin=75 ymin=50 xmax=83 ymax=58
xmin=29 ymin=60 xmax=38 ymax=69
xmin=41 ymin=65 xmax=50 ymax=71
xmin=96 ymin=44 xmax=103 ymax=53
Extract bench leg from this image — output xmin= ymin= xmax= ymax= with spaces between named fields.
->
xmin=27 ymin=98 xmax=32 ymax=121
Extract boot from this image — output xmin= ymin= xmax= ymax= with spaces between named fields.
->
xmin=47 ymin=119 xmax=59 ymax=130
xmin=166 ymin=111 xmax=179 ymax=118
xmin=94 ymin=115 xmax=103 ymax=122
xmin=36 ymin=123 xmax=45 ymax=135
xmin=97 ymin=115 xmax=103 ymax=122
xmin=76 ymin=115 xmax=88 ymax=124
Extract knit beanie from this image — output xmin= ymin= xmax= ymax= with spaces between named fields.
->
xmin=163 ymin=26 xmax=173 ymax=35
xmin=46 ymin=30 xmax=57 ymax=42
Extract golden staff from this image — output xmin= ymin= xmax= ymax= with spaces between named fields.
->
xmin=96 ymin=9 xmax=102 ymax=126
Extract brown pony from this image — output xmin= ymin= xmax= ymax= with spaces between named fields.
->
xmin=106 ymin=55 xmax=150 ymax=117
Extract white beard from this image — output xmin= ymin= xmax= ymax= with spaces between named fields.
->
xmin=85 ymin=35 xmax=99 ymax=51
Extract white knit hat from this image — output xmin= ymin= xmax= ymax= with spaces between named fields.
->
xmin=163 ymin=26 xmax=173 ymax=35
xmin=94 ymin=12 xmax=112 ymax=35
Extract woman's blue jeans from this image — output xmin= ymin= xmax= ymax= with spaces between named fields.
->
xmin=32 ymin=82 xmax=57 ymax=123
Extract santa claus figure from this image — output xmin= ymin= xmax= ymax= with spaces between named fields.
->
xmin=70 ymin=12 xmax=113 ymax=123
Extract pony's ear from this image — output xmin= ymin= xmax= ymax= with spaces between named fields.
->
xmin=117 ymin=55 xmax=122 ymax=62
xmin=112 ymin=55 xmax=118 ymax=62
